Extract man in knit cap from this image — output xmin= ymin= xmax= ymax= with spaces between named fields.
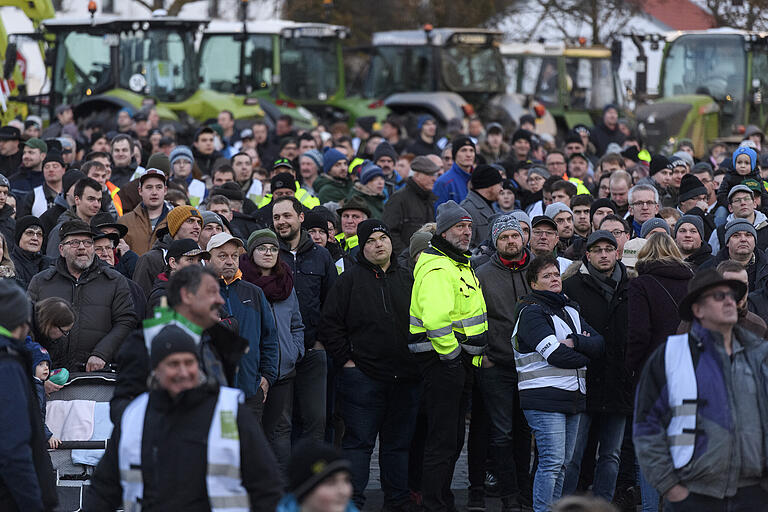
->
xmin=408 ymin=200 xmax=488 ymax=511
xmin=461 ymin=164 xmax=504 ymax=249
xmin=677 ymin=173 xmax=715 ymax=240
xmin=475 ymin=214 xmax=533 ymax=511
xmin=713 ymin=218 xmax=768 ymax=291
xmin=314 ymin=148 xmax=352 ymax=204
xmin=373 ymin=140 xmax=403 ymax=197
xmin=674 ymin=215 xmax=714 ymax=270
xmin=133 ymin=204 xmax=203 ymax=297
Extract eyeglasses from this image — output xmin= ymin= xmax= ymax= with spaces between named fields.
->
xmin=61 ymin=239 xmax=94 ymax=248
xmin=23 ymin=229 xmax=43 ymax=238
xmin=532 ymin=229 xmax=557 ymax=237
xmin=700 ymin=290 xmax=739 ymax=303
xmin=631 ymin=200 xmax=657 ymax=208
xmin=731 ymin=196 xmax=753 ymax=205
xmin=255 ymin=245 xmax=278 ymax=255
xmin=607 ymin=229 xmax=627 ymax=237
xmin=57 ymin=326 xmax=71 ymax=337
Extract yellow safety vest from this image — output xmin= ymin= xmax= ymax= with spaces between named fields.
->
xmin=258 ymin=181 xmax=320 ymax=209
xmin=335 ymin=232 xmax=358 ymax=252
xmin=408 ymin=246 xmax=488 ymax=367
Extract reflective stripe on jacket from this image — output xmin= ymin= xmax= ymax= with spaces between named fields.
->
xmin=106 ymin=181 xmax=123 ymax=216
xmin=118 ymin=387 xmax=250 ymax=511
xmin=664 ymin=333 xmax=698 ymax=469
xmin=408 ymin=246 xmax=488 ymax=365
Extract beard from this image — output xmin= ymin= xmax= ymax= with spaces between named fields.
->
xmin=70 ymin=253 xmax=94 ymax=271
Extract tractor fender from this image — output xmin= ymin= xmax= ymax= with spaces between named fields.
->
xmin=383 ymin=92 xmax=467 ymax=124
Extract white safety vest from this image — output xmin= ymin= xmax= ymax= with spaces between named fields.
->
xmin=513 ymin=305 xmax=587 ymax=394
xmin=31 ymin=185 xmax=48 ymax=217
xmin=664 ymin=333 xmax=698 ymax=469
xmin=187 ymin=179 xmax=207 ymax=208
xmin=118 ymin=386 xmax=250 ymax=512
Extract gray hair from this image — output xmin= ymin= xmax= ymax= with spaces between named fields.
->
xmin=628 ymin=183 xmax=659 ymax=205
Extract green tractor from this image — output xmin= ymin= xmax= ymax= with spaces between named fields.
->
xmin=359 ymin=27 xmax=554 ymax=135
xmin=500 ymin=40 xmax=628 ymax=138
xmin=39 ymin=13 xmax=272 ymax=132
xmin=199 ymin=20 xmax=386 ymax=127
xmin=636 ymin=29 xmax=768 ymax=158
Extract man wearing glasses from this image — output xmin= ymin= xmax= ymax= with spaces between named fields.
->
xmin=709 ymin=184 xmax=768 ymax=254
xmin=626 ymin=184 xmax=660 ymax=238
xmin=27 ymin=219 xmax=136 ymax=372
xmin=10 ymin=216 xmax=54 ymax=289
xmin=530 ymin=215 xmax=573 ymax=273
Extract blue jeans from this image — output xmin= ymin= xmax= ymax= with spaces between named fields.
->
xmin=337 ymin=366 xmax=421 ymax=508
xmin=524 ymin=409 xmax=584 ymax=512
xmin=563 ymin=412 xmax=626 ymax=501
xmin=638 ymin=462 xmax=660 ymax=512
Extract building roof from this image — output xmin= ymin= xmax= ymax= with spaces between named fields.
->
xmin=640 ymin=0 xmax=716 ymax=31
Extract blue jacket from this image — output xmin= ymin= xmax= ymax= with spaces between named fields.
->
xmin=269 ymin=289 xmax=305 ymax=381
xmin=0 ymin=334 xmax=45 ymax=511
xmin=220 ymin=277 xmax=279 ymax=396
xmin=433 ymin=162 xmax=472 ymax=211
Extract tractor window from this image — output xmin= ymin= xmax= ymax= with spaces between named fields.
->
xmin=522 ymin=56 xmax=558 ymax=105
xmin=565 ymin=57 xmax=616 ymax=109
xmin=364 ymin=45 xmax=433 ymax=98
xmin=503 ymin=57 xmax=519 ymax=95
xmin=663 ymin=34 xmax=745 ymax=106
xmin=118 ymin=29 xmax=196 ymax=102
xmin=441 ymin=44 xmax=504 ymax=93
xmin=280 ymin=37 xmax=338 ymax=100
xmin=53 ymin=32 xmax=112 ymax=104
xmin=750 ymin=50 xmax=768 ymax=126
xmin=200 ymin=34 xmax=273 ymax=93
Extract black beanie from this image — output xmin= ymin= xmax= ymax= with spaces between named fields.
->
xmin=43 ymin=150 xmax=65 ymax=168
xmin=649 ymin=155 xmax=671 ymax=176
xmin=270 ymin=172 xmax=295 ymax=193
xmin=678 ymin=173 xmax=708 ymax=203
xmin=289 ymin=440 xmax=350 ymax=502
xmin=302 ymin=210 xmax=329 ymax=234
xmin=357 ymin=218 xmax=391 ymax=246
xmin=589 ymin=198 xmax=616 ymax=219
xmin=451 ymin=135 xmax=476 ymax=160
xmin=62 ymin=170 xmax=85 ymax=194
xmin=470 ymin=164 xmax=504 ymax=190
xmin=150 ymin=324 xmax=198 ymax=369
xmin=564 ymin=131 xmax=583 ymax=146
xmin=15 ymin=215 xmax=43 ymax=245
xmin=511 ymin=129 xmax=533 ymax=145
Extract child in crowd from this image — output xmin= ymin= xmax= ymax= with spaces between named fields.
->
xmin=29 ymin=341 xmax=61 ymax=449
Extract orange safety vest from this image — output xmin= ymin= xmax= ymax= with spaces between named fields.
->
xmin=106 ymin=181 xmax=123 ymax=217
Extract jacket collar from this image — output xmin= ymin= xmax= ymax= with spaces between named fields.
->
xmin=429 ymin=234 xmax=469 ymax=264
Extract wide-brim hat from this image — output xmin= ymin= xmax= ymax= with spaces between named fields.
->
xmin=337 ymin=196 xmax=371 ymax=218
xmin=678 ymin=268 xmax=748 ymax=321
xmin=90 ymin=212 xmax=129 ymax=238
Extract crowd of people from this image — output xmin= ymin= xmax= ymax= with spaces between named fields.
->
xmin=1 ymin=101 xmax=768 ymax=512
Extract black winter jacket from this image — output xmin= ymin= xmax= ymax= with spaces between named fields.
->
xmin=514 ymin=290 xmax=604 ymax=414
xmin=563 ymin=261 xmax=633 ymax=415
xmin=86 ymin=382 xmax=283 ymax=512
xmin=10 ymin=245 xmax=53 ymax=289
xmin=27 ymin=258 xmax=136 ymax=370
xmin=320 ymin=252 xmax=419 ymax=382
xmin=278 ymin=231 xmax=337 ymax=348
xmin=712 ymin=246 xmax=768 ymax=293
xmin=133 ymin=235 xmax=172 ymax=297
xmin=381 ymin=178 xmax=436 ymax=255
xmin=475 ymin=250 xmax=532 ymax=368
xmin=0 ymin=203 xmax=15 ymax=248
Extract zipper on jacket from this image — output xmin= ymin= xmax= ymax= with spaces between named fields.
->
xmin=270 ymin=303 xmax=283 ymax=381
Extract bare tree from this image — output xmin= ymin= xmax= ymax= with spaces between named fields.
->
xmin=705 ymin=0 xmax=768 ymax=30
xmin=127 ymin=0 xmax=200 ymax=16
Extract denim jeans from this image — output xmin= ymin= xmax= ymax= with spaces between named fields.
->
xmin=292 ymin=348 xmax=327 ymax=443
xmin=477 ymin=364 xmax=532 ymax=500
xmin=563 ymin=412 xmax=626 ymax=501
xmin=523 ymin=409 xmax=584 ymax=512
xmin=638 ymin=462 xmax=660 ymax=512
xmin=337 ymin=366 xmax=421 ymax=508
xmin=262 ymin=376 xmax=294 ymax=476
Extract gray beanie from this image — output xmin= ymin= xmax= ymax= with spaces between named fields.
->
xmin=674 ymin=215 xmax=705 ymax=239
xmin=436 ymin=200 xmax=472 ymax=235
xmin=301 ymin=149 xmax=323 ymax=171
xmin=640 ymin=218 xmax=671 ymax=238
xmin=409 ymin=231 xmax=433 ymax=260
xmin=169 ymin=145 xmax=194 ymax=167
xmin=201 ymin=211 xmax=224 ymax=229
xmin=491 ymin=214 xmax=524 ymax=247
xmin=510 ymin=210 xmax=531 ymax=229
xmin=724 ymin=218 xmax=757 ymax=243
xmin=544 ymin=202 xmax=573 ymax=220
xmin=528 ymin=166 xmax=550 ymax=180
xmin=0 ymin=280 xmax=31 ymax=332
xmin=672 ymin=150 xmax=694 ymax=169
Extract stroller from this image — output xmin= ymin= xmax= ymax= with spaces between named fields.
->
xmin=46 ymin=369 xmax=116 ymax=512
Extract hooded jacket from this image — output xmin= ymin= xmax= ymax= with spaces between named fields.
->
xmin=381 ymin=177 xmax=436 ymax=255
xmin=278 ymin=231 xmax=337 ymax=348
xmin=314 ymin=174 xmax=353 ymax=204
xmin=27 ymin=257 xmax=136 ymax=371
xmin=460 ymin=189 xmax=496 ymax=250
xmin=219 ymin=274 xmax=279 ymax=395
xmin=709 ymin=210 xmax=768 ymax=254
xmin=475 ymin=250 xmax=532 ymax=368
xmin=10 ymin=245 xmax=53 ymax=290
xmin=320 ymin=250 xmax=418 ymax=382
xmin=345 ymin=182 xmax=385 ymax=220
xmin=433 ymin=162 xmax=472 ymax=211
xmin=626 ymin=260 xmax=693 ymax=376
xmin=562 ymin=259 xmax=633 ymax=415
